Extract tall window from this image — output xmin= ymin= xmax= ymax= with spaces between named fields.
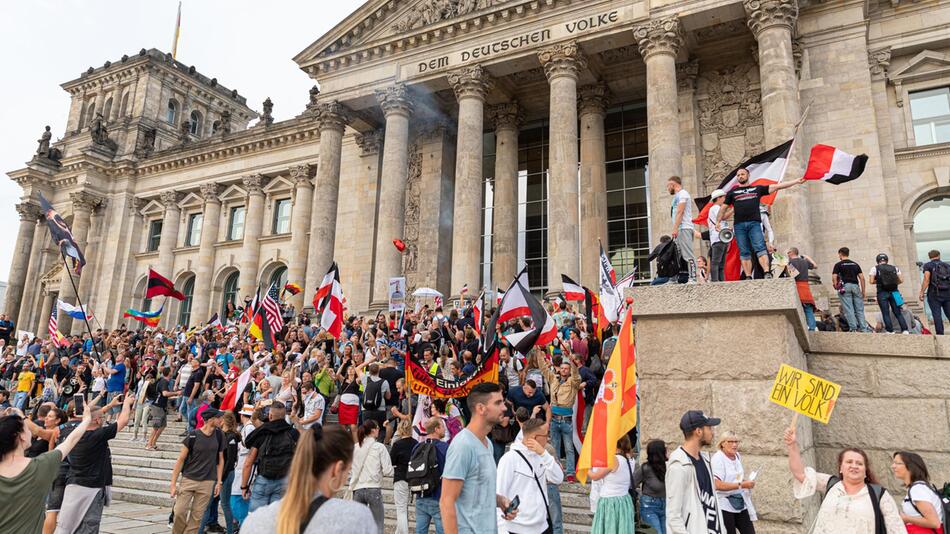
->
xmin=273 ymin=199 xmax=291 ymax=234
xmin=190 ymin=110 xmax=202 ymax=136
xmin=911 ymin=87 xmax=950 ymax=145
xmin=605 ymin=104 xmax=651 ymax=281
xmin=222 ymin=271 xmax=240 ymax=317
xmin=103 ymin=97 xmax=113 ymax=121
xmin=178 ymin=276 xmax=195 ymax=327
xmin=480 ymin=132 xmax=496 ymax=290
xmin=78 ymin=102 xmax=88 ymax=130
xmin=119 ymin=92 xmax=130 ymax=117
xmin=186 ymin=213 xmax=203 ymax=247
xmin=269 ymin=265 xmax=288 ymax=290
xmin=914 ymin=197 xmax=950 ymax=263
xmin=147 ymin=220 xmax=163 ymax=252
xmin=166 ymin=99 xmax=179 ymax=125
xmin=228 ymin=206 xmax=246 ymax=240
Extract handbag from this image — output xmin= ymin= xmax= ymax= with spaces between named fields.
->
xmin=727 ymin=493 xmax=746 ymax=511
xmin=343 ymin=442 xmax=370 ymax=500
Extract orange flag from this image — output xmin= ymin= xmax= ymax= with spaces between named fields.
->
xmin=576 ymin=306 xmax=638 ymax=484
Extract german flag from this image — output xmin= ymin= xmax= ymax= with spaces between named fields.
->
xmin=283 ymin=282 xmax=302 ymax=296
xmin=145 ymin=268 xmax=185 ymax=300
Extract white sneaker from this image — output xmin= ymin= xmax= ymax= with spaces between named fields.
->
xmin=902 ymin=331 xmax=910 ymax=334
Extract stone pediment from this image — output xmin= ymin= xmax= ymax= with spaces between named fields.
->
xmin=40 ymin=263 xmax=64 ymax=287
xmin=889 ymin=50 xmax=950 ymax=84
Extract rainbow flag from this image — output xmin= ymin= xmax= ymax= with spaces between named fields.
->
xmin=124 ymin=303 xmax=164 ymax=327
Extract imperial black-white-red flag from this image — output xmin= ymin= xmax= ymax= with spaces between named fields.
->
xmin=802 ymin=144 xmax=868 ymax=185
xmin=313 ymin=262 xmax=343 ymax=339
xmin=561 ymin=274 xmax=585 ymax=302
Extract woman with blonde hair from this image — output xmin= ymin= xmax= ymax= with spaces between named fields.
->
xmin=389 ymin=419 xmax=417 ymax=534
xmin=241 ymin=425 xmax=375 ymax=534
xmin=712 ymin=431 xmax=757 ymax=534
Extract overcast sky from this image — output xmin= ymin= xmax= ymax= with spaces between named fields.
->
xmin=0 ymin=0 xmax=362 ymax=282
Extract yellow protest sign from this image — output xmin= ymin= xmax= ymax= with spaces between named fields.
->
xmin=769 ymin=364 xmax=841 ymax=424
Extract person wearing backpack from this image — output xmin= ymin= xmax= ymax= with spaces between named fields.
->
xmin=920 ymin=250 xmax=950 ymax=335
xmin=869 ymin=253 xmax=911 ymax=334
xmin=409 ymin=416 xmax=449 ymax=534
xmin=169 ymin=408 xmax=226 ymax=534
xmin=784 ymin=426 xmax=907 ymax=534
xmin=241 ymin=403 xmax=300 ymax=513
xmin=350 ymin=420 xmax=394 ymax=534
xmin=390 ymin=420 xmax=417 ymax=534
xmin=361 ymin=363 xmax=391 ymax=428
xmin=891 ymin=451 xmax=946 ymax=534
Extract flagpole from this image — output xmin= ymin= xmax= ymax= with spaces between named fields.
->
xmin=777 ymin=101 xmax=813 ymax=184
xmin=58 ymin=250 xmax=102 ymax=359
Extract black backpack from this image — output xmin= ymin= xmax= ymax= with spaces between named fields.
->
xmin=256 ymin=429 xmax=296 ymax=479
xmin=657 ymin=241 xmax=681 ymax=278
xmin=406 ymin=440 xmax=440 ymax=498
xmin=825 ymin=476 xmax=886 ymax=534
xmin=906 ymin=481 xmax=950 ymax=534
xmin=933 ymin=262 xmax=950 ymax=292
xmin=876 ymin=264 xmax=900 ymax=292
xmin=363 ymin=377 xmax=384 ymax=411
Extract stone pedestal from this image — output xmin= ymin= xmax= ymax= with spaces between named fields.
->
xmin=578 ymin=84 xmax=609 ymax=289
xmin=449 ymin=65 xmax=493 ymax=297
xmin=288 ymin=164 xmax=314 ymax=312
xmin=539 ymin=42 xmax=585 ymax=290
xmin=238 ymin=175 xmax=265 ymax=299
xmin=191 ymin=184 xmax=221 ymax=325
xmin=4 ymin=203 xmax=40 ymax=327
xmin=489 ymin=102 xmax=522 ymax=288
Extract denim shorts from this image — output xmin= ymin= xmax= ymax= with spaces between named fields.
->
xmin=734 ymin=221 xmax=767 ymax=260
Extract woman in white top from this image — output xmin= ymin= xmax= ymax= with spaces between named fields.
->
xmin=350 ymin=420 xmax=393 ymax=534
xmin=496 ymin=417 xmax=563 ymax=534
xmin=588 ymin=435 xmax=636 ymax=534
xmin=231 ymin=405 xmax=261 ymax=528
xmin=15 ymin=335 xmax=28 ymax=357
xmin=785 ymin=427 xmax=906 ymax=534
xmin=891 ymin=451 xmax=945 ymax=534
xmin=711 ymin=431 xmax=757 ymax=534
xmin=241 ymin=425 xmax=375 ymax=534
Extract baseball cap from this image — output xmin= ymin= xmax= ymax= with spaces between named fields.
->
xmin=202 ymin=408 xmax=225 ymax=420
xmin=710 ymin=189 xmax=726 ymax=200
xmin=239 ymin=404 xmax=255 ymax=417
xmin=679 ymin=410 xmax=721 ymax=432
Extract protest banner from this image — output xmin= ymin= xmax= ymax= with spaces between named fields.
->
xmin=388 ymin=277 xmax=406 ymax=312
xmin=769 ymin=363 xmax=841 ymax=424
xmin=405 ymin=350 xmax=499 ymax=399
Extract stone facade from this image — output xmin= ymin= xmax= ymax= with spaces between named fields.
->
xmin=6 ymin=0 xmax=950 ymax=333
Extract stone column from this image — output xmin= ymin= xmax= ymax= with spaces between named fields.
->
xmin=238 ymin=174 xmax=266 ymax=298
xmin=76 ymin=200 xmax=106 ymax=328
xmin=305 ymin=102 xmax=351 ymax=303
xmin=156 ymin=191 xmax=181 ymax=279
xmin=578 ymin=84 xmax=610 ymax=289
xmin=634 ymin=16 xmax=685 ymax=241
xmin=449 ymin=65 xmax=493 ymax=297
xmin=745 ymin=0 xmax=809 ymax=252
xmin=539 ymin=42 xmax=586 ymax=291
xmin=58 ymin=192 xmax=98 ymax=334
xmin=190 ymin=184 xmax=222 ymax=324
xmin=287 ymin=164 xmax=313 ymax=311
xmin=489 ymin=102 xmax=523 ymax=288
xmin=16 ymin=214 xmax=48 ymax=332
xmin=3 ymin=202 xmax=41 ymax=326
xmin=372 ymin=84 xmax=413 ymax=306
xmin=38 ymin=290 xmax=54 ymax=331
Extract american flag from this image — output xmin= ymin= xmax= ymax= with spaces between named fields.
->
xmin=48 ymin=305 xmax=68 ymax=347
xmin=261 ymin=283 xmax=284 ymax=333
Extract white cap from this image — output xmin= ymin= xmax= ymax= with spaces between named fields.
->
xmin=710 ymin=189 xmax=726 ymax=200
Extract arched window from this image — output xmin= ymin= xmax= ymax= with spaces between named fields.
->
xmin=222 ymin=271 xmax=240 ymax=318
xmin=178 ymin=276 xmax=196 ymax=327
xmin=103 ymin=97 xmax=113 ymax=121
xmin=166 ymin=99 xmax=179 ymax=125
xmin=86 ymin=105 xmax=97 ymax=128
xmin=211 ymin=120 xmax=221 ymax=134
xmin=120 ymin=92 xmax=130 ymax=117
xmin=78 ymin=102 xmax=88 ymax=130
xmin=268 ymin=265 xmax=288 ymax=290
xmin=190 ymin=111 xmax=202 ymax=136
xmin=914 ymin=196 xmax=950 ymax=263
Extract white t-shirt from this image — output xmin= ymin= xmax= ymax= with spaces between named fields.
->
xmin=595 ymin=454 xmax=634 ymax=498
xmin=902 ymin=483 xmax=945 ymax=522
xmin=708 ymin=204 xmax=723 ymax=243
xmin=301 ymin=392 xmax=326 ymax=429
xmin=671 ymin=189 xmax=694 ymax=230
xmin=712 ymin=450 xmax=748 ymax=513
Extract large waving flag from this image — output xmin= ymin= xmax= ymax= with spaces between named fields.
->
xmin=124 ymin=304 xmax=163 ymax=328
xmin=220 ymin=355 xmax=269 ymax=411
xmin=472 ymin=291 xmax=484 ymax=337
xmin=48 ymin=305 xmax=70 ymax=347
xmin=577 ymin=306 xmax=638 ymax=484
xmin=39 ymin=195 xmax=86 ymax=275
xmin=314 ymin=263 xmax=344 ymax=339
xmin=488 ymin=274 xmax=556 ymax=355
xmin=561 ymin=274 xmax=585 ymax=302
xmin=802 ymin=144 xmax=868 ymax=185
xmin=145 ymin=268 xmax=185 ymax=300
xmin=58 ymin=300 xmax=93 ymax=321
xmin=599 ymin=244 xmax=622 ymax=325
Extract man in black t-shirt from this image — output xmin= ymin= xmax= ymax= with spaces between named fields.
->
xmin=667 ymin=410 xmax=724 ymax=534
xmin=832 ymin=247 xmax=871 ymax=332
xmin=919 ymin=249 xmax=950 ymax=335
xmin=147 ymin=367 xmax=180 ymax=450
xmin=719 ymin=167 xmax=805 ymax=278
xmin=170 ymin=408 xmax=225 ymax=534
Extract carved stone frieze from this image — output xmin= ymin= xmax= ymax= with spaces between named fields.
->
xmin=401 ymin=142 xmax=423 ymax=293
xmin=537 ymin=41 xmax=587 ymax=81
xmin=447 ymin=64 xmax=494 ymax=101
xmin=391 ymin=0 xmax=512 ymax=33
xmin=599 ymin=46 xmax=639 ymax=64
xmin=743 ymin=0 xmax=798 ymax=36
xmin=868 ymin=47 xmax=892 ymax=80
xmin=632 ymin=16 xmax=684 ymax=60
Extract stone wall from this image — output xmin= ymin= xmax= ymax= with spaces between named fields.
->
xmin=629 ymin=279 xmax=950 ymax=533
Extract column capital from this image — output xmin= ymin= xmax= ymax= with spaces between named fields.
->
xmin=375 ymin=84 xmax=414 ymax=118
xmin=488 ymin=102 xmax=523 ymax=132
xmin=289 ymin=164 xmax=314 ymax=187
xmin=868 ymin=47 xmax=892 ymax=80
xmin=633 ymin=16 xmax=685 ymax=60
xmin=242 ymin=174 xmax=266 ymax=195
xmin=15 ymin=202 xmax=41 ymax=222
xmin=676 ymin=60 xmax=700 ymax=91
xmin=744 ymin=0 xmax=798 ymax=36
xmin=160 ymin=190 xmax=182 ymax=209
xmin=537 ymin=41 xmax=587 ymax=82
xmin=355 ymin=130 xmax=383 ymax=156
xmin=69 ymin=191 xmax=102 ymax=212
xmin=577 ymin=84 xmax=610 ymax=117
xmin=314 ymin=101 xmax=352 ymax=133
xmin=199 ymin=183 xmax=222 ymax=203
xmin=448 ymin=64 xmax=495 ymax=101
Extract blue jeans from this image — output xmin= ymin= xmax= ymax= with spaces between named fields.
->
xmin=547 ymin=482 xmax=563 ymax=534
xmin=249 ymin=475 xmax=286 ymax=513
xmin=415 ymin=497 xmax=443 ymax=534
xmin=733 ymin=221 xmax=767 ymax=260
xmin=186 ymin=399 xmax=199 ymax=433
xmin=13 ymin=391 xmax=29 ymax=410
xmin=839 ymin=283 xmax=870 ymax=332
xmin=199 ymin=470 xmax=235 ymax=533
xmin=927 ymin=291 xmax=950 ymax=335
xmin=650 ymin=277 xmax=670 ymax=286
xmin=877 ymin=291 xmax=908 ymax=333
xmin=492 ymin=439 xmax=506 ymax=465
xmin=640 ymin=494 xmax=666 ymax=534
xmin=549 ymin=416 xmax=575 ymax=476
xmin=803 ymin=304 xmax=817 ymax=331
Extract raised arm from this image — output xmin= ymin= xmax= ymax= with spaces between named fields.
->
xmin=768 ymin=177 xmax=806 ymax=194
xmin=54 ymin=399 xmax=93 ymax=458
xmin=784 ymin=427 xmax=806 ymax=483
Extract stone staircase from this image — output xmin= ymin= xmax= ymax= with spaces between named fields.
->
xmin=109 ymin=418 xmax=597 ymax=533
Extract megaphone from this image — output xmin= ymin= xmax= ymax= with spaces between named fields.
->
xmin=719 ymin=227 xmax=735 ymax=243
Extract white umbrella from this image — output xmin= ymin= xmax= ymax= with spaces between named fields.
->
xmin=412 ymin=287 xmax=443 ymax=298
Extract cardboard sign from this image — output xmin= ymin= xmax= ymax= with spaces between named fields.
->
xmin=769 ymin=363 xmax=841 ymax=424
xmin=388 ymin=277 xmax=406 ymax=312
